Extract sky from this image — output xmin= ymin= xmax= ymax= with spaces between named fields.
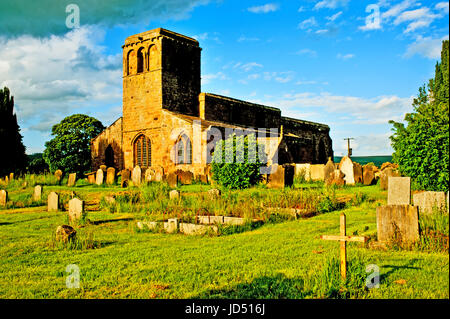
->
xmin=0 ymin=0 xmax=448 ymax=156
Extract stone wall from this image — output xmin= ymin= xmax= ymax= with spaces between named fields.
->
xmin=90 ymin=117 xmax=123 ymax=171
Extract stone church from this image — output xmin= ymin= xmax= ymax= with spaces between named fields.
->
xmin=90 ymin=28 xmax=333 ymax=176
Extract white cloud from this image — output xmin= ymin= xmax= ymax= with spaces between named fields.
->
xmin=337 ymin=53 xmax=355 ymax=60
xmin=298 ymin=6 xmax=305 ymax=12
xmin=201 ymin=72 xmax=229 ymax=85
xmin=298 ymin=17 xmax=318 ymax=29
xmin=248 ymin=3 xmax=279 ymax=14
xmin=435 ymin=2 xmax=449 ymax=14
xmin=404 ymin=35 xmax=449 ymax=59
xmin=315 ymin=29 xmax=329 ymax=34
xmin=327 ymin=11 xmax=343 ymax=22
xmin=263 ymin=71 xmax=295 ymax=83
xmin=381 ymin=0 xmax=417 ymax=20
xmin=314 ymin=0 xmax=349 ymax=10
xmin=237 ymin=35 xmax=260 ymax=42
xmin=193 ymin=32 xmax=221 ymax=43
xmin=0 ymin=26 xmax=122 ymax=132
xmin=394 ymin=7 xmax=440 ymax=33
xmin=296 ymin=49 xmax=318 ymax=57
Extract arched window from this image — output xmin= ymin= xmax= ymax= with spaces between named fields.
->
xmin=137 ymin=47 xmax=144 ymax=73
xmin=105 ymin=145 xmax=114 ymax=168
xmin=134 ymin=135 xmax=151 ymax=168
xmin=148 ymin=45 xmax=157 ymax=71
xmin=175 ymin=134 xmax=192 ymax=164
xmin=126 ymin=50 xmax=134 ymax=75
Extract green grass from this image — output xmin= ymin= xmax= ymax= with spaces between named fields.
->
xmin=0 ymin=177 xmax=448 ymax=299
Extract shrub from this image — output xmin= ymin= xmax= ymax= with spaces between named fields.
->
xmin=211 ymin=134 xmax=266 ymax=189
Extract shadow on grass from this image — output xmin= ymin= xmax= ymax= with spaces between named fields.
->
xmin=381 ymin=260 xmax=421 ymax=282
xmin=89 ymin=217 xmax=134 ymax=226
xmin=194 ymin=274 xmax=310 ymax=299
xmin=0 ymin=222 xmax=12 ymax=226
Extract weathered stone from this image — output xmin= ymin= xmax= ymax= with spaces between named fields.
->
xmin=68 ymin=198 xmax=84 ymax=223
xmin=87 ymin=172 xmax=96 ymax=184
xmin=121 ymin=169 xmax=131 ymax=182
xmin=55 ymin=170 xmax=63 ymax=181
xmin=178 ymin=170 xmax=193 ymax=185
xmin=413 ymin=191 xmax=448 ymax=215
xmin=198 ymin=215 xmax=225 ymax=225
xmin=132 ymin=166 xmax=142 ymax=186
xmin=376 ymin=205 xmax=419 ymax=243
xmin=95 ymin=169 xmax=104 ymax=185
xmin=104 ymin=195 xmax=116 ymax=205
xmin=100 ymin=165 xmax=107 ymax=172
xmin=353 ymin=162 xmax=363 ymax=184
xmin=32 ymin=185 xmax=42 ymax=201
xmin=167 ymin=173 xmax=178 ymax=188
xmin=327 ymin=169 xmax=345 ymax=186
xmin=67 ymin=173 xmax=77 ymax=187
xmin=179 ymin=223 xmax=218 ymax=235
xmin=339 ymin=156 xmax=355 ymax=185
xmin=169 ymin=190 xmax=180 ymax=200
xmin=324 ymin=158 xmax=335 ymax=184
xmin=47 ymin=192 xmax=59 ymax=212
xmin=267 ymin=164 xmax=285 ymax=189
xmin=106 ymin=167 xmax=116 ymax=185
xmin=363 ymin=168 xmax=375 ymax=186
xmin=144 ymin=168 xmax=155 ymax=183
xmin=310 ymin=164 xmax=325 ymax=181
xmin=387 ymin=177 xmax=411 ymax=206
xmin=0 ymin=189 xmax=8 ymax=206
xmin=164 ymin=218 xmax=178 ymax=233
xmin=380 ymin=167 xmax=400 ymax=190
xmin=208 ymin=188 xmax=221 ymax=199
xmin=381 ymin=162 xmax=398 ymax=171
xmin=223 ymin=216 xmax=246 ymax=226
xmin=55 ymin=225 xmax=76 ymax=243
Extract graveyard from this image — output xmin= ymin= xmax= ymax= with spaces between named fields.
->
xmin=0 ymin=160 xmax=448 ymax=299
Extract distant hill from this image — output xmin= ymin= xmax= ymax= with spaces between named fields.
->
xmin=333 ymin=156 xmax=393 ymax=168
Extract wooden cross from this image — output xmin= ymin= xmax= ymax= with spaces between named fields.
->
xmin=320 ymin=213 xmax=367 ymax=279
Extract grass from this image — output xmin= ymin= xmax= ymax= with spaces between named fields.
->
xmin=0 ymin=176 xmax=448 ymax=299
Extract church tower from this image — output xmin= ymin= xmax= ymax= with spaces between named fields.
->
xmin=121 ymin=28 xmax=201 ymax=170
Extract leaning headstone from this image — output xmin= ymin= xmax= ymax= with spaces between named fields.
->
xmin=363 ymin=166 xmax=375 ymax=185
xmin=167 ymin=173 xmax=178 ymax=188
xmin=67 ymin=173 xmax=77 ymax=187
xmin=387 ymin=177 xmax=411 ymax=206
xmin=353 ymin=163 xmax=363 ymax=184
xmin=0 ymin=190 xmax=8 ymax=206
xmin=132 ymin=166 xmax=142 ymax=186
xmin=339 ymin=156 xmax=355 ymax=185
xmin=95 ymin=169 xmax=104 ymax=185
xmin=106 ymin=167 xmax=116 ymax=185
xmin=376 ymin=205 xmax=419 ymax=243
xmin=169 ymin=190 xmax=180 ymax=200
xmin=47 ymin=192 xmax=59 ymax=212
xmin=413 ymin=191 xmax=447 ymax=215
xmin=32 ymin=185 xmax=42 ymax=202
xmin=68 ymin=198 xmax=84 ymax=223
xmin=55 ymin=225 xmax=76 ymax=243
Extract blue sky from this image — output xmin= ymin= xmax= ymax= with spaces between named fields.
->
xmin=0 ymin=0 xmax=448 ymax=156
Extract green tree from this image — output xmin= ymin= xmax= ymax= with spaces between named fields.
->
xmin=211 ymin=133 xmax=266 ymax=189
xmin=389 ymin=40 xmax=449 ymax=191
xmin=43 ymin=114 xmax=104 ymax=175
xmin=0 ymin=87 xmax=27 ymax=176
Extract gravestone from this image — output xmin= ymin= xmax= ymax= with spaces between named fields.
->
xmin=153 ymin=166 xmax=164 ymax=182
xmin=95 ymin=169 xmax=104 ymax=185
xmin=32 ymin=185 xmax=42 ymax=201
xmin=9 ymin=173 xmax=14 ymax=180
xmin=327 ymin=169 xmax=345 ymax=186
xmin=144 ymin=168 xmax=155 ymax=183
xmin=324 ymin=158 xmax=335 ymax=185
xmin=165 ymin=218 xmax=179 ymax=233
xmin=295 ymin=163 xmax=311 ymax=181
xmin=169 ymin=190 xmax=180 ymax=200
xmin=55 ymin=170 xmax=63 ymax=182
xmin=55 ymin=225 xmax=76 ymax=243
xmin=68 ymin=198 xmax=84 ymax=223
xmin=106 ymin=167 xmax=116 ymax=185
xmin=100 ymin=165 xmax=107 ymax=172
xmin=267 ymin=164 xmax=285 ymax=189
xmin=310 ymin=164 xmax=325 ymax=181
xmin=0 ymin=190 xmax=8 ymax=206
xmin=87 ymin=172 xmax=96 ymax=184
xmin=387 ymin=177 xmax=411 ymax=206
xmin=376 ymin=205 xmax=419 ymax=243
xmin=413 ymin=191 xmax=447 ymax=215
xmin=47 ymin=192 xmax=59 ymax=212
xmin=363 ymin=166 xmax=375 ymax=185
xmin=380 ymin=167 xmax=400 ymax=190
xmin=167 ymin=173 xmax=178 ymax=188
xmin=132 ymin=166 xmax=142 ymax=186
xmin=198 ymin=174 xmax=208 ymax=184
xmin=353 ymin=163 xmax=363 ymax=184
xmin=339 ymin=156 xmax=355 ymax=185
xmin=121 ymin=169 xmax=131 ymax=183
xmin=67 ymin=173 xmax=77 ymax=187
xmin=179 ymin=171 xmax=193 ymax=185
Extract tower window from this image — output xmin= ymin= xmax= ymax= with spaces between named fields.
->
xmin=137 ymin=48 xmax=144 ymax=73
xmin=175 ymin=134 xmax=192 ymax=164
xmin=134 ymin=134 xmax=151 ymax=168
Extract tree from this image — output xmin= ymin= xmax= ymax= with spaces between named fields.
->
xmin=389 ymin=40 xmax=449 ymax=191
xmin=211 ymin=133 xmax=266 ymax=189
xmin=26 ymin=153 xmax=49 ymax=173
xmin=43 ymin=114 xmax=104 ymax=175
xmin=0 ymin=87 xmax=27 ymax=176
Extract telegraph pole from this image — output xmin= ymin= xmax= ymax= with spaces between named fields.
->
xmin=344 ymin=138 xmax=354 ymax=157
